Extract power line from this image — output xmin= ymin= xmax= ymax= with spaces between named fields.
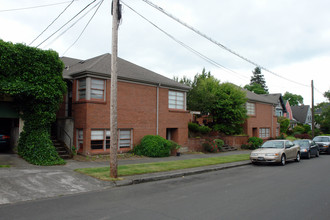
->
xmin=43 ymin=0 xmax=102 ymax=49
xmin=29 ymin=0 xmax=75 ymax=46
xmin=141 ymin=0 xmax=310 ymax=88
xmin=36 ymin=0 xmax=97 ymax=48
xmin=62 ymin=0 xmax=104 ymax=55
xmin=121 ymin=1 xmax=248 ymax=81
xmin=0 ymin=1 xmax=78 ymax=12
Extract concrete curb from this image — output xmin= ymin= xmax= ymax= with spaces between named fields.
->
xmin=114 ymin=161 xmax=251 ymax=187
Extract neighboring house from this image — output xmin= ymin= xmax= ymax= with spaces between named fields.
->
xmin=243 ymin=90 xmax=280 ymax=140
xmin=283 ymin=100 xmax=298 ymax=128
xmin=262 ymin=93 xmax=287 ymax=117
xmin=291 ymin=105 xmax=312 ymax=126
xmin=56 ymin=53 xmax=191 ymax=155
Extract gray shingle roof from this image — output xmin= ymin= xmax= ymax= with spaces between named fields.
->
xmin=291 ymin=105 xmax=310 ymax=123
xmin=243 ymin=89 xmax=277 ymax=104
xmin=262 ymin=93 xmax=287 ymax=112
xmin=61 ymin=53 xmax=190 ymax=91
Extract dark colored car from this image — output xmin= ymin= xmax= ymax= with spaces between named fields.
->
xmin=293 ymin=139 xmax=319 ymax=159
xmin=313 ymin=136 xmax=330 ymax=154
xmin=0 ymin=133 xmax=10 ymax=151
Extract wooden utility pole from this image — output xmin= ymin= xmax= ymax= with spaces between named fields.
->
xmin=110 ymin=0 xmax=120 ymax=178
xmin=311 ymin=80 xmax=315 ymax=138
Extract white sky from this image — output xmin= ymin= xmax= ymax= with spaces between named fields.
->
xmin=1 ymin=0 xmax=329 ymax=105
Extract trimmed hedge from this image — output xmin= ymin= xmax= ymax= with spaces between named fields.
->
xmin=134 ymin=135 xmax=174 ymax=157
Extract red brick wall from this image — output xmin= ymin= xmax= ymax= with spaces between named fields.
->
xmin=68 ymin=78 xmax=190 ymax=155
xmin=244 ymin=102 xmax=278 ymax=139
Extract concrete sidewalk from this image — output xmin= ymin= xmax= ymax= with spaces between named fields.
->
xmin=0 ymin=151 xmax=251 ymax=205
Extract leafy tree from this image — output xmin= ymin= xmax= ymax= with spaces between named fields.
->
xmin=278 ymin=116 xmax=290 ymax=134
xmin=244 ymin=83 xmax=268 ymax=94
xmin=283 ymin=92 xmax=304 ymax=106
xmin=173 ymin=75 xmax=192 ymax=87
xmin=187 ymin=69 xmax=220 ymax=115
xmin=186 ymin=69 xmax=248 ymax=135
xmin=212 ymin=83 xmax=248 ymax=135
xmin=315 ymin=90 xmax=330 ymax=134
xmin=248 ymin=67 xmax=268 ymax=93
xmin=0 ymin=40 xmax=66 ymax=165
xmin=324 ymin=90 xmax=330 ymax=102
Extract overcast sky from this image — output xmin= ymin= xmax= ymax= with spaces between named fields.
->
xmin=1 ymin=0 xmax=329 ymax=105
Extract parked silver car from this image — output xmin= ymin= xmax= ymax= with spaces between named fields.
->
xmin=313 ymin=136 xmax=330 ymax=154
xmin=250 ymin=140 xmax=300 ymax=166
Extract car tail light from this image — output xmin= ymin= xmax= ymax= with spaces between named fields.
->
xmin=2 ymin=135 xmax=10 ymax=139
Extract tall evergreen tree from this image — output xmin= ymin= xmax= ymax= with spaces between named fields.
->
xmin=249 ymin=67 xmax=268 ymax=93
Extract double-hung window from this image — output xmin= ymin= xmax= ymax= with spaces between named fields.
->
xmin=119 ymin=129 xmax=132 ymax=148
xmin=77 ymin=77 xmax=105 ymax=101
xmin=78 ymin=79 xmax=86 ymax=99
xmin=91 ymin=130 xmax=110 ymax=150
xmin=91 ymin=79 xmax=105 ymax=99
xmin=168 ymin=91 xmax=185 ymax=110
xmin=246 ymin=102 xmax=255 ymax=115
xmin=259 ymin=128 xmax=270 ymax=138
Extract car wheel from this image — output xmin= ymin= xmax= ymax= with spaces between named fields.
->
xmin=316 ymin=150 xmax=320 ymax=157
xmin=252 ymin=162 xmax=258 ymax=165
xmin=295 ymin=152 xmax=300 ymax=162
xmin=307 ymin=151 xmax=311 ymax=159
xmin=280 ymin=154 xmax=286 ymax=166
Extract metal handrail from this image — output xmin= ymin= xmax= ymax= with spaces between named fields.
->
xmin=58 ymin=126 xmax=72 ymax=153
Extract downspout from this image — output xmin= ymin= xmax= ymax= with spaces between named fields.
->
xmin=156 ymin=83 xmax=160 ymax=135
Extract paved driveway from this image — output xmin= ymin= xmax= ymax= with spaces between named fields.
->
xmin=0 ymin=154 xmax=112 ymax=205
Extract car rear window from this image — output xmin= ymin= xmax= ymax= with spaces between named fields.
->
xmin=313 ymin=137 xmax=329 ymax=142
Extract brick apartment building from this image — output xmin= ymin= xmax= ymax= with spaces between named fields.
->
xmin=57 ymin=53 xmax=191 ymax=155
xmin=244 ymin=90 xmax=282 ymax=139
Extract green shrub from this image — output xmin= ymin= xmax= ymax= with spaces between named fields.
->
xmin=203 ymin=142 xmax=217 ymax=153
xmin=214 ymin=139 xmax=224 ymax=151
xmin=188 ymin=122 xmax=200 ymax=132
xmin=241 ymin=144 xmax=249 ymax=149
xmin=248 ymin=137 xmax=263 ymax=149
xmin=133 ymin=135 xmax=172 ymax=157
xmin=293 ymin=125 xmax=305 ymax=134
xmin=199 ymin=125 xmax=211 ymax=134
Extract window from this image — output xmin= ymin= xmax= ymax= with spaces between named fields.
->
xmin=119 ymin=129 xmax=132 ymax=148
xmin=91 ymin=79 xmax=105 ymax=99
xmin=77 ymin=77 xmax=105 ymax=101
xmin=91 ymin=130 xmax=110 ymax=150
xmin=168 ymin=91 xmax=185 ymax=110
xmin=275 ymin=108 xmax=283 ymax=117
xmin=77 ymin=129 xmax=83 ymax=152
xmin=259 ymin=128 xmax=270 ymax=138
xmin=246 ymin=102 xmax=255 ymax=115
xmin=78 ymin=79 xmax=86 ymax=99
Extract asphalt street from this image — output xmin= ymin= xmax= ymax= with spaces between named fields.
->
xmin=1 ymin=154 xmax=330 ymax=220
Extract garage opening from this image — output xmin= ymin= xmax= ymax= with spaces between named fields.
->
xmin=0 ymin=101 xmax=20 ymax=153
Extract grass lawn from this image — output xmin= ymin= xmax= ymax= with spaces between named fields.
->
xmin=75 ymin=154 xmax=250 ymax=181
xmin=0 ymin=165 xmax=10 ymax=168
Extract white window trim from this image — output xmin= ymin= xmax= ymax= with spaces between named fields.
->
xmin=77 ymin=77 xmax=106 ymax=101
xmin=246 ymin=102 xmax=255 ymax=115
xmin=118 ymin=129 xmax=133 ymax=149
xmin=168 ymin=90 xmax=186 ymax=110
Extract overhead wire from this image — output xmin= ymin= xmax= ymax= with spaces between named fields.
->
xmin=62 ymin=0 xmax=104 ymax=55
xmin=0 ymin=1 xmax=78 ymax=12
xmin=36 ymin=0 xmax=97 ymax=48
xmin=29 ymin=0 xmax=76 ymax=46
xmin=43 ymin=0 xmax=102 ymax=49
xmin=121 ymin=1 xmax=249 ymax=81
xmin=141 ymin=0 xmax=310 ymax=88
